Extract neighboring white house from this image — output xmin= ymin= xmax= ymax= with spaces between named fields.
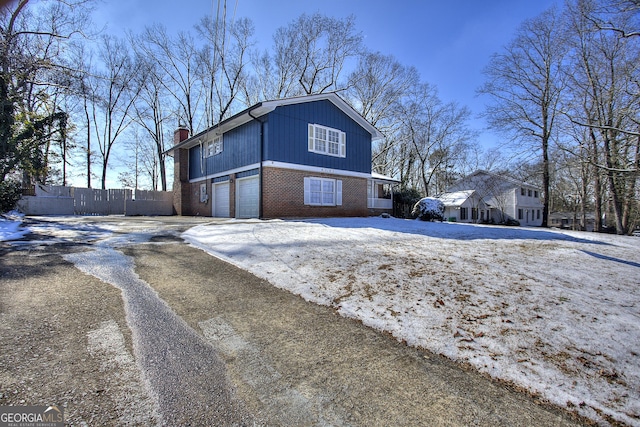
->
xmin=442 ymin=170 xmax=544 ymax=226
xmin=438 ymin=190 xmax=490 ymax=223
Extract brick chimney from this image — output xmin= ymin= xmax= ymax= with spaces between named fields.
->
xmin=172 ymin=126 xmax=191 ymax=215
xmin=174 ymin=126 xmax=190 ymax=145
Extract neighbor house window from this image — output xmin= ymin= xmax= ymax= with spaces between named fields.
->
xmin=521 ymin=188 xmax=526 ymax=196
xmin=460 ymin=207 xmax=468 ymax=220
xmin=534 ymin=191 xmax=539 ymax=198
xmin=518 ymin=209 xmax=523 ymax=220
xmin=304 ymin=177 xmax=342 ymax=206
xmin=308 ymin=124 xmax=346 ymax=158
xmin=528 ymin=189 xmax=532 ymax=197
xmin=206 ymin=135 xmax=223 ymax=157
xmin=537 ymin=210 xmax=541 ymax=219
xmin=471 ymin=208 xmax=478 ymax=220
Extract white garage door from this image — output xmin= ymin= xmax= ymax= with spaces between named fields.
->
xmin=236 ymin=176 xmax=259 ymax=218
xmin=213 ymin=181 xmax=230 ymax=218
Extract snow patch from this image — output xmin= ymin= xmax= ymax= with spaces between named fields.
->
xmin=0 ymin=211 xmax=29 ymax=241
xmin=183 ymin=217 xmax=640 ymax=426
xmin=87 ymin=320 xmax=161 ymax=426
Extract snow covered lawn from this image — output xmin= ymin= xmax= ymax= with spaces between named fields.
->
xmin=0 ymin=212 xmax=29 ymax=241
xmin=183 ymin=217 xmax=640 ymax=426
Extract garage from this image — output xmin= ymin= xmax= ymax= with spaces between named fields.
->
xmin=213 ymin=181 xmax=230 ymax=217
xmin=236 ymin=176 xmax=259 ymax=218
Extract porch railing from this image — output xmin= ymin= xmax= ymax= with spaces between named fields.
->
xmin=367 ymin=198 xmax=392 ymax=209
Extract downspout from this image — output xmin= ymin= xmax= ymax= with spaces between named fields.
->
xmin=198 ymin=138 xmax=204 ymax=176
xmin=248 ymin=110 xmax=265 ymax=219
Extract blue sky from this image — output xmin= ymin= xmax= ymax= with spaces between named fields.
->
xmin=93 ymin=0 xmax=559 ymax=150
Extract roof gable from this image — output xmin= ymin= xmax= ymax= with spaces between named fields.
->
xmin=449 ymin=170 xmax=541 ymax=192
xmin=437 ymin=190 xmax=476 ymax=206
xmin=169 ymin=93 xmax=382 ymax=152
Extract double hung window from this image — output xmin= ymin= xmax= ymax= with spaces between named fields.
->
xmin=304 ymin=177 xmax=342 ymax=206
xmin=308 ymin=124 xmax=346 ymax=158
xmin=206 ymin=135 xmax=223 ymax=157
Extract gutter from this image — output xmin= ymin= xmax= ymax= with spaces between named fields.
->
xmin=164 ymin=102 xmax=265 ymax=155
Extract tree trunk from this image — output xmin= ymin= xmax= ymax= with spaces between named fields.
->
xmin=589 ymin=128 xmax=602 ymax=232
xmin=155 ymin=120 xmax=167 ymax=191
xmin=542 ymin=134 xmax=550 ymax=228
xmin=603 ymin=132 xmax=625 ymax=234
xmin=84 ymin=98 xmax=91 ymax=188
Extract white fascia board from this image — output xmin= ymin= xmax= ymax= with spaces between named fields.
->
xmin=371 ymin=172 xmax=401 ymax=183
xmin=262 ymin=161 xmax=373 ymax=179
xmin=190 ymin=161 xmax=376 ymax=184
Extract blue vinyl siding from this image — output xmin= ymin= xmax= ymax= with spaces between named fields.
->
xmin=189 ymin=99 xmax=374 ymax=180
xmin=264 ymin=100 xmax=372 ymax=174
xmin=189 ymin=120 xmax=261 ymax=180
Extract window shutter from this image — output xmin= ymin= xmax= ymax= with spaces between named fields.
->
xmin=336 ymin=180 xmax=342 ymax=206
xmin=308 ymin=124 xmax=315 ymax=152
xmin=340 ymin=131 xmax=346 ymax=157
xmin=303 ymin=177 xmax=311 ymax=205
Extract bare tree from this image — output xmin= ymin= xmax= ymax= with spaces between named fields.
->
xmin=479 ymin=6 xmax=568 ymax=227
xmin=396 ymin=83 xmax=473 ymax=196
xmin=0 ymin=0 xmax=91 ymax=184
xmin=248 ymin=44 xmax=299 ymax=101
xmin=196 ymin=15 xmax=255 ymax=124
xmin=79 ymin=51 xmax=98 ymax=188
xmin=266 ymin=13 xmax=363 ymax=96
xmin=550 ymin=146 xmax=593 ymax=230
xmin=564 ymin=0 xmax=640 ymax=233
xmin=92 ymin=35 xmax=143 ymax=189
xmin=117 ymin=129 xmax=159 ymax=190
xmin=129 ymin=45 xmax=170 ymax=190
xmin=344 ymin=52 xmax=420 ymax=179
xmin=347 ymin=52 xmax=419 ymax=128
xmin=585 ymin=0 xmax=640 ymax=37
xmin=138 ymin=24 xmax=202 ymax=133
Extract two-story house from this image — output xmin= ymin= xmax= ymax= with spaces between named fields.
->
xmin=168 ymin=93 xmax=397 ymax=218
xmin=442 ymin=170 xmax=544 ymax=226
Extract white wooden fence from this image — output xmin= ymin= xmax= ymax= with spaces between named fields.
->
xmin=18 ymin=185 xmax=174 ymax=216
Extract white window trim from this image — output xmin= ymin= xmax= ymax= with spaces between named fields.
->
xmin=308 ymin=124 xmax=346 ymax=158
xmin=304 ymin=177 xmax=342 ymax=206
xmin=206 ymin=135 xmax=223 ymax=157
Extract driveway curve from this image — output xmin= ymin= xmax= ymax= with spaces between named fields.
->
xmin=1 ymin=216 xmax=588 ymax=426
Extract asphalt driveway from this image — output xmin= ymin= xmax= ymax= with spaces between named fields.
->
xmin=0 ymin=216 xmax=588 ymax=426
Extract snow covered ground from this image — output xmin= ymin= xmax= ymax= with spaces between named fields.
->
xmin=2 ymin=214 xmax=638 ymax=425
xmin=0 ymin=212 xmax=29 ymax=241
xmin=183 ymin=217 xmax=640 ymax=426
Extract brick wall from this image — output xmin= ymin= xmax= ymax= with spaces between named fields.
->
xmin=172 ymin=127 xmax=191 ymax=215
xmin=179 ymin=180 xmax=212 ymax=216
xmin=172 ymin=148 xmax=188 ymax=215
xmin=262 ymin=167 xmax=368 ymax=218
